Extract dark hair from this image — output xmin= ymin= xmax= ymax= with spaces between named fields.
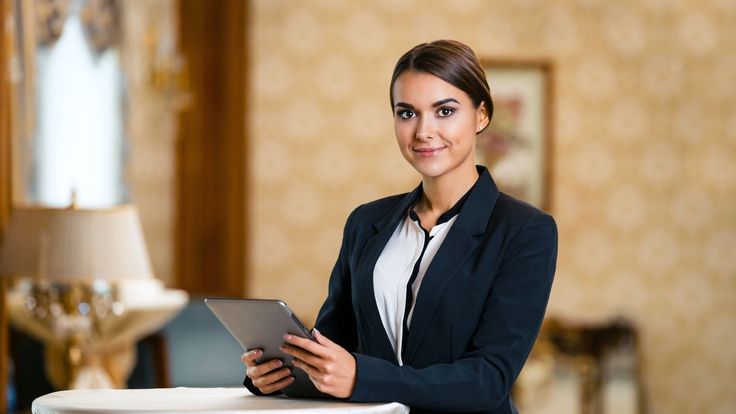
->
xmin=390 ymin=40 xmax=494 ymax=125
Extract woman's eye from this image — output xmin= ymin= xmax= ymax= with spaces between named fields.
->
xmin=397 ymin=110 xmax=415 ymax=119
xmin=438 ymin=107 xmax=454 ymax=117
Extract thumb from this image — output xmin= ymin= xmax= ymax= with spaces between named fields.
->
xmin=312 ymin=328 xmax=338 ymax=349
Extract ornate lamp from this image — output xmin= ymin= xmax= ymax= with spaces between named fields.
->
xmin=0 ymin=202 xmax=187 ymax=389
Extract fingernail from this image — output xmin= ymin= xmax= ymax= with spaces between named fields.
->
xmin=283 ymin=334 xmax=291 ymax=340
xmin=280 ymin=345 xmax=287 ymax=351
xmin=274 ymin=360 xmax=282 ymax=368
xmin=313 ymin=328 xmax=320 ymax=336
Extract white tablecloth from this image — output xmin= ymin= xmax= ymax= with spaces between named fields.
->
xmin=32 ymin=387 xmax=409 ymax=414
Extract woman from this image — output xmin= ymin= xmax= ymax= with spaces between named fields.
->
xmin=241 ymin=40 xmax=558 ymax=414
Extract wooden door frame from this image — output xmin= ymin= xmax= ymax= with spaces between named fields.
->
xmin=175 ymin=0 xmax=247 ymax=297
xmin=1 ymin=0 xmax=13 ymax=408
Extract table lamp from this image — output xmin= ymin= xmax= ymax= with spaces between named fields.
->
xmin=0 ymin=202 xmax=188 ymax=389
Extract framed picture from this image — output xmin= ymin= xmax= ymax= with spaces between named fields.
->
xmin=478 ymin=60 xmax=553 ymax=211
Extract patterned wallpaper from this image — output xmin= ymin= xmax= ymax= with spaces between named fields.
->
xmin=246 ymin=1 xmax=736 ymax=413
xmin=121 ymin=0 xmax=178 ymax=285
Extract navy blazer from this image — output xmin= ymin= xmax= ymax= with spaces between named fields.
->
xmin=246 ymin=166 xmax=558 ymax=413
xmin=316 ymin=167 xmax=557 ymax=414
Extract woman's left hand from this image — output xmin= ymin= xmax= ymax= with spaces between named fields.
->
xmin=280 ymin=329 xmax=356 ymax=398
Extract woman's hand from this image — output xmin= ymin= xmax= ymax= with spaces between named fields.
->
xmin=281 ymin=329 xmax=357 ymax=398
xmin=241 ymin=349 xmax=295 ymax=395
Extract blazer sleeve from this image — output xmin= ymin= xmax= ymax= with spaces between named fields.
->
xmin=348 ymin=212 xmax=558 ymax=412
xmin=313 ymin=206 xmax=361 ymax=351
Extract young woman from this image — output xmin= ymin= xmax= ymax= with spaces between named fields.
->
xmin=241 ymin=40 xmax=558 ymax=414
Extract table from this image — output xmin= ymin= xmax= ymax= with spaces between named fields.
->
xmin=32 ymin=387 xmax=409 ymax=414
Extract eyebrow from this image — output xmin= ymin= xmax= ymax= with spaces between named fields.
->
xmin=394 ymin=98 xmax=460 ymax=110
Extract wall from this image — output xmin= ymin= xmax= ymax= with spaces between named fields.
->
xmin=247 ymin=1 xmax=736 ymax=413
xmin=121 ymin=0 xmax=179 ymax=285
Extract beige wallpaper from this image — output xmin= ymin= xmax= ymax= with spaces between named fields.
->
xmin=121 ymin=0 xmax=179 ymax=286
xmin=247 ymin=1 xmax=735 ymax=413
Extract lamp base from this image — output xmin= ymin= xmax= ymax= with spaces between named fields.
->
xmin=44 ymin=342 xmax=134 ymax=389
xmin=7 ymin=280 xmax=188 ymax=391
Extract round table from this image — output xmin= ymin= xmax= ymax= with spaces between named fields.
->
xmin=32 ymin=387 xmax=409 ymax=414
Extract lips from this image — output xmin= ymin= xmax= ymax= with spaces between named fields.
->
xmin=413 ymin=146 xmax=447 ymax=157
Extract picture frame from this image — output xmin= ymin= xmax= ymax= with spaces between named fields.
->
xmin=478 ymin=60 xmax=553 ymax=211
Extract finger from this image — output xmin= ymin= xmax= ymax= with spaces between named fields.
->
xmin=312 ymin=329 xmax=339 ymax=349
xmin=240 ymin=349 xmax=263 ymax=364
xmin=252 ymin=366 xmax=291 ymax=388
xmin=280 ymin=344 xmax=324 ymax=368
xmin=259 ymin=374 xmax=296 ymax=395
xmin=283 ymin=333 xmax=331 ymax=358
xmin=292 ymin=357 xmax=323 ymax=382
xmin=247 ymin=359 xmax=283 ymax=379
xmin=308 ymin=375 xmax=325 ymax=393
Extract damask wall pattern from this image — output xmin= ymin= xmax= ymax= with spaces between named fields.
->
xmin=247 ymin=1 xmax=735 ymax=413
xmin=121 ymin=0 xmax=178 ymax=285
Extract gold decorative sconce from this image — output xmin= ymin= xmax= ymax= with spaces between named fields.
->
xmin=145 ymin=24 xmax=192 ymax=111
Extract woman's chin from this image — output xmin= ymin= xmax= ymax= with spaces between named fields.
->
xmin=407 ymin=155 xmax=477 ymax=181
xmin=410 ymin=160 xmax=450 ymax=179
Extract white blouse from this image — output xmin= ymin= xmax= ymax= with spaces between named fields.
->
xmin=373 ymin=211 xmax=458 ymax=365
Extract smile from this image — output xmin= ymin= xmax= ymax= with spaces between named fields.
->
xmin=413 ymin=146 xmax=447 ymax=157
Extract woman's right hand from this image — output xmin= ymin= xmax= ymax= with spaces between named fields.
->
xmin=241 ymin=349 xmax=295 ymax=394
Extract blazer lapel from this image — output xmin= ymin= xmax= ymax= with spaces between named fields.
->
xmin=354 ymin=185 xmax=422 ymax=363
xmin=403 ymin=167 xmax=500 ymax=364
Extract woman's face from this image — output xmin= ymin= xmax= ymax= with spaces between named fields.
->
xmin=392 ymin=71 xmax=488 ymax=180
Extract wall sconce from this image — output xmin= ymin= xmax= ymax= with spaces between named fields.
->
xmin=145 ymin=25 xmax=192 ymax=111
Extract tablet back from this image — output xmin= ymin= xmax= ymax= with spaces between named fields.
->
xmin=204 ymin=298 xmax=328 ymax=399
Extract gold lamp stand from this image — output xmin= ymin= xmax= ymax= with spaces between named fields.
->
xmin=0 ymin=203 xmax=188 ymax=390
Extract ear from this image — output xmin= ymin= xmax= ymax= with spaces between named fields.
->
xmin=475 ymin=101 xmax=490 ymax=133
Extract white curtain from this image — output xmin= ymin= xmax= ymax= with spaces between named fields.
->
xmin=34 ymin=0 xmax=125 ymax=208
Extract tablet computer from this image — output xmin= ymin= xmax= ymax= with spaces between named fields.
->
xmin=204 ymin=298 xmax=329 ymax=399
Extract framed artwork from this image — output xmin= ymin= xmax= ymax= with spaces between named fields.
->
xmin=478 ymin=60 xmax=553 ymax=211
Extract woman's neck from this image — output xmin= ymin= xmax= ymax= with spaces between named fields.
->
xmin=416 ymin=164 xmax=479 ymax=215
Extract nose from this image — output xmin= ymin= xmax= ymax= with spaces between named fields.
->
xmin=415 ymin=115 xmax=436 ymax=141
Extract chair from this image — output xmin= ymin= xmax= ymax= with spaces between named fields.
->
xmin=514 ymin=317 xmax=646 ymax=414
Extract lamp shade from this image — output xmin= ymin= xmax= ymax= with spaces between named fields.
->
xmin=0 ymin=204 xmax=154 ymax=281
